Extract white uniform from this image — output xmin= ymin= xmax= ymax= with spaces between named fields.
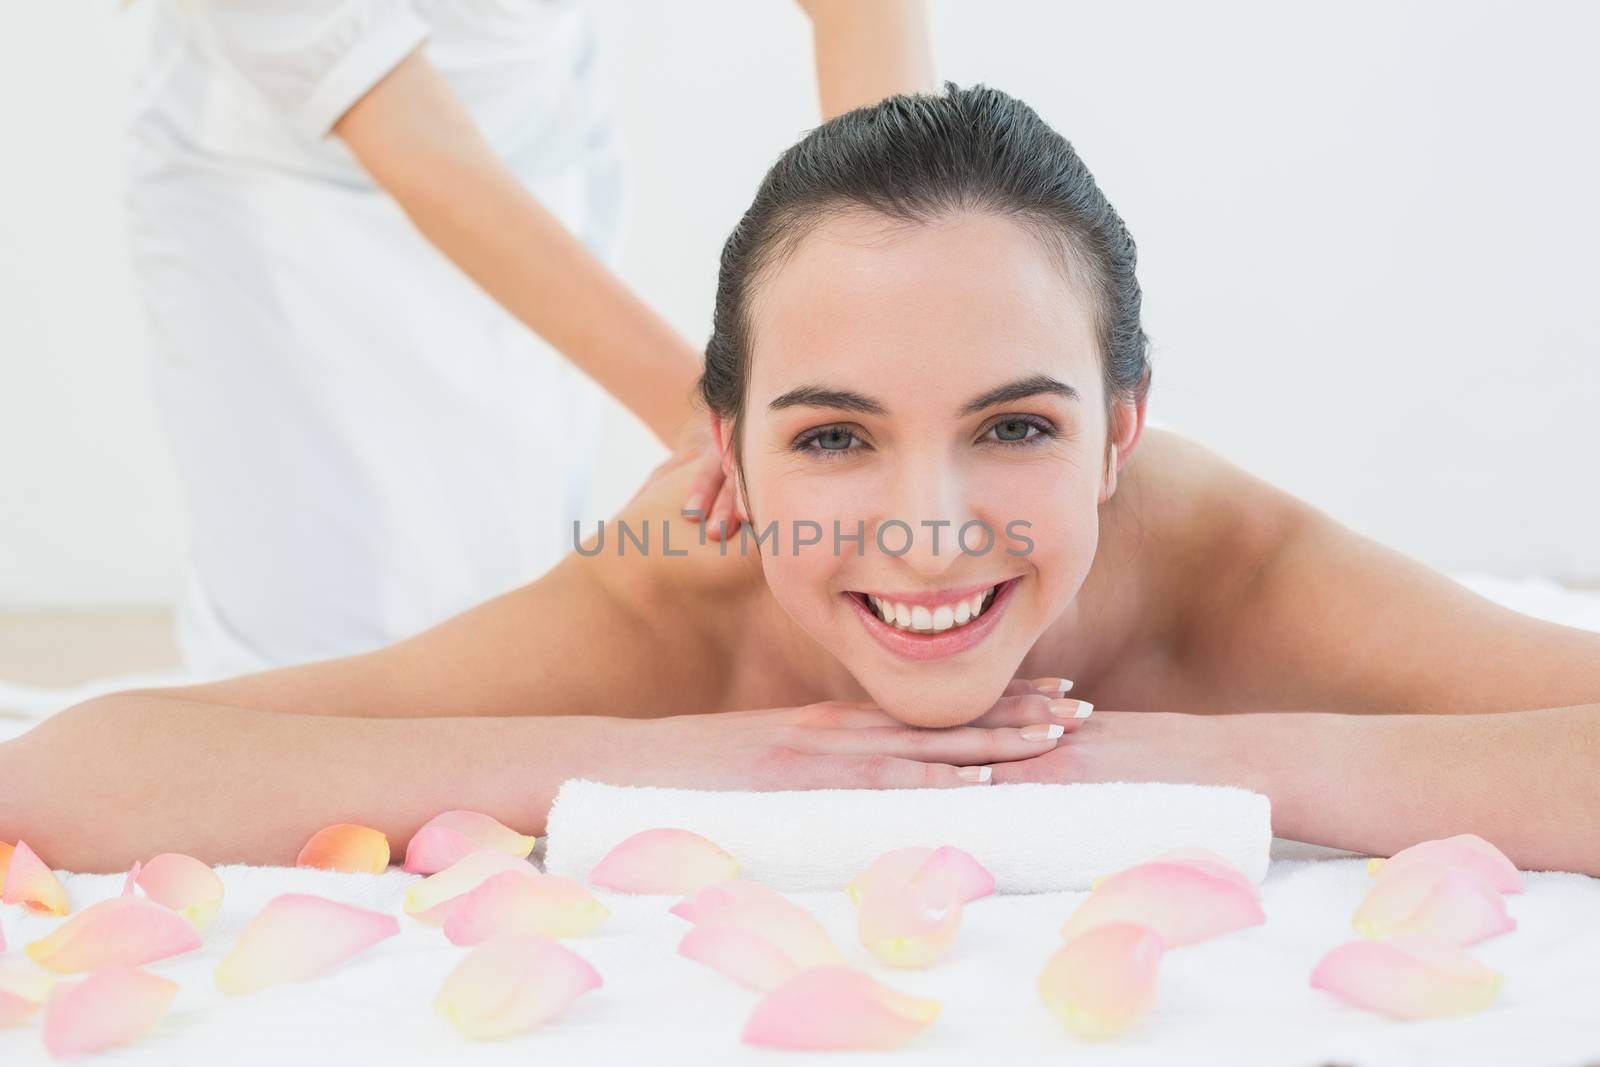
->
xmin=125 ymin=0 xmax=624 ymax=676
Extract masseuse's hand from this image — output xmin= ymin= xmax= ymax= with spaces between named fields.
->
xmin=987 ymin=709 xmax=1245 ymax=789
xmin=605 ymin=683 xmax=1089 ymax=792
xmin=634 ymin=419 xmax=744 ymax=540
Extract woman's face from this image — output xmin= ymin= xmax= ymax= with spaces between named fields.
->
xmin=726 ymin=209 xmax=1116 ymax=727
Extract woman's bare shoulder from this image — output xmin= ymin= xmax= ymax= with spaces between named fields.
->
xmin=1069 ymin=425 xmax=1309 ymax=709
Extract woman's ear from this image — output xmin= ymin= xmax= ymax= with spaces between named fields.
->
xmin=709 ymin=414 xmax=746 ymax=516
xmin=1099 ymin=393 xmax=1148 ymax=504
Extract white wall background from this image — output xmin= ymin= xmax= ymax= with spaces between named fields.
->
xmin=1 ymin=0 xmax=1596 ymax=611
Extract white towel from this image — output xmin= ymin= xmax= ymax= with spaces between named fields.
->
xmin=542 ymin=778 xmax=1272 ymax=893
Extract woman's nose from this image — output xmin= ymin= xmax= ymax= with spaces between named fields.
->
xmin=876 ymin=462 xmax=980 ymax=576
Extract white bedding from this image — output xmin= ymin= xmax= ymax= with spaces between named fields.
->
xmin=3 ymin=853 xmax=1599 ymax=1066
xmin=3 ymin=571 xmax=1599 ymax=1064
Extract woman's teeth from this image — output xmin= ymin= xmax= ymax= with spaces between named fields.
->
xmin=866 ymin=585 xmax=999 ymax=634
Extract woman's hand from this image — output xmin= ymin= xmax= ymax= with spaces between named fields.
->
xmin=987 ymin=709 xmax=1248 ymax=789
xmin=598 ymin=680 xmax=1091 ymax=791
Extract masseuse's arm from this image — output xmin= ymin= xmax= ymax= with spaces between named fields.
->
xmin=796 ymin=0 xmax=938 ymax=119
xmin=333 ymin=51 xmax=703 ymax=448
xmin=1192 ymin=498 xmax=1600 ymax=874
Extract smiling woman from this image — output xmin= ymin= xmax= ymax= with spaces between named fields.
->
xmin=4 ymin=83 xmax=1599 ymax=876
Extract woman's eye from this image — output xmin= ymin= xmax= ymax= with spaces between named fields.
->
xmin=984 ymin=416 xmax=1053 ymax=447
xmin=794 ymin=425 xmax=863 ymax=458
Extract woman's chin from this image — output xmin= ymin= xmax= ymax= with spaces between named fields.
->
xmin=867 ymin=683 xmax=1004 ymax=729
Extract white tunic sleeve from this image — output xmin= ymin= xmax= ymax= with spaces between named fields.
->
xmin=181 ymin=0 xmax=430 ymax=138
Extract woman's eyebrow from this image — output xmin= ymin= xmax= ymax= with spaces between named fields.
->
xmin=958 ymin=374 xmax=1079 ymax=415
xmin=767 ymin=374 xmax=1078 ymax=418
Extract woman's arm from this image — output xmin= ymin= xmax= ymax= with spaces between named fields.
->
xmin=796 ymin=0 xmax=938 ymax=119
xmin=0 ymin=697 xmax=606 ymax=872
xmin=1238 ymin=703 xmax=1600 ymax=874
xmin=0 ymin=689 xmax=1079 ymax=873
xmin=332 ymin=50 xmax=702 ymax=447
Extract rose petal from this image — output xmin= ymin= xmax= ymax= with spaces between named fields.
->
xmin=0 ymin=965 xmax=57 ymax=1028
xmin=133 ymin=853 xmax=225 ymax=930
xmin=41 ymin=965 xmax=177 ymax=1059
xmin=403 ymin=811 xmax=536 ymax=875
xmin=1153 ymin=847 xmax=1260 ymax=900
xmin=847 ymin=846 xmax=995 ymax=907
xmin=1039 ymin=922 xmax=1164 ymax=1039
xmin=1061 ymin=860 xmax=1265 ymax=948
xmin=296 ymin=824 xmax=391 ymax=874
xmin=742 ymin=964 xmax=940 ymax=1050
xmin=670 ymin=878 xmax=792 ymax=923
xmin=26 ymin=897 xmax=202 ymax=973
xmin=1369 ymin=834 xmax=1522 ymax=894
xmin=444 ymin=871 xmax=610 ymax=944
xmin=588 ymin=828 xmax=739 ymax=894
xmin=2 ymin=840 xmax=69 ymax=916
xmin=215 ymin=893 xmax=399 ymax=994
xmin=402 ymin=849 xmax=535 ymax=926
xmin=679 ymin=921 xmax=806 ymax=992
xmin=1352 ymin=861 xmax=1515 ymax=946
xmin=434 ymin=932 xmax=602 ymax=1039
xmin=1310 ymin=936 xmax=1503 ymax=1020
xmin=676 ymin=888 xmax=842 ymax=989
xmin=857 ymin=873 xmax=964 ymax=968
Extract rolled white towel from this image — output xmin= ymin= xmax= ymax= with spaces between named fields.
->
xmin=542 ymin=778 xmax=1272 ymax=893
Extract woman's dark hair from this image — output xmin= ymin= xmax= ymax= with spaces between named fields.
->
xmin=698 ymin=80 xmax=1152 ymax=487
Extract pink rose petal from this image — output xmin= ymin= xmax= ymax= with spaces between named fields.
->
xmin=41 ymin=965 xmax=177 ymax=1059
xmin=1310 ymin=935 xmax=1502 ymax=1020
xmin=857 ymin=872 xmax=964 ymax=968
xmin=296 ymin=823 xmax=391 ymax=874
xmin=1061 ymin=860 xmax=1265 ymax=948
xmin=1039 ymin=922 xmax=1164 ymax=1038
xmin=588 ymin=828 xmax=739 ymax=894
xmin=444 ymin=871 xmax=610 ymax=944
xmin=1369 ymin=834 xmax=1522 ymax=894
xmin=676 ymin=888 xmax=842 ymax=989
xmin=133 ymin=853 xmax=225 ymax=930
xmin=847 ymin=846 xmax=995 ymax=906
xmin=1352 ymin=861 xmax=1515 ymax=946
xmin=742 ymin=964 xmax=940 ymax=1050
xmin=2 ymin=840 xmax=69 ymax=917
xmin=670 ymin=878 xmax=792 ymax=923
xmin=404 ymin=810 xmax=536 ymax=875
xmin=679 ymin=921 xmax=803 ymax=992
xmin=1153 ymin=847 xmax=1259 ymax=900
xmin=0 ymin=966 xmax=57 ymax=1027
xmin=26 ymin=897 xmax=202 ymax=973
xmin=215 ymin=893 xmax=399 ymax=994
xmin=434 ymin=932 xmax=602 ymax=1039
xmin=403 ymin=849 xmax=535 ymax=926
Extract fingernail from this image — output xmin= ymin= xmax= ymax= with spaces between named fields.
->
xmin=957 ymin=766 xmax=992 ymax=783
xmin=1049 ymin=699 xmax=1094 ymax=719
xmin=682 ymin=494 xmax=706 ymax=516
xmin=1020 ymin=723 xmax=1065 ymax=742
xmin=1031 ymin=677 xmax=1073 ymax=696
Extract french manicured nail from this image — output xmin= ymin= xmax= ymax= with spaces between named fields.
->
xmin=1032 ymin=677 xmax=1073 ymax=696
xmin=957 ymin=766 xmax=992 ymax=783
xmin=1050 ymin=699 xmax=1094 ymax=720
xmin=1020 ymin=723 xmax=1065 ymax=742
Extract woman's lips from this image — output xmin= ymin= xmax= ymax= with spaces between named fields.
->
xmin=842 ymin=577 xmax=1020 ymax=662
